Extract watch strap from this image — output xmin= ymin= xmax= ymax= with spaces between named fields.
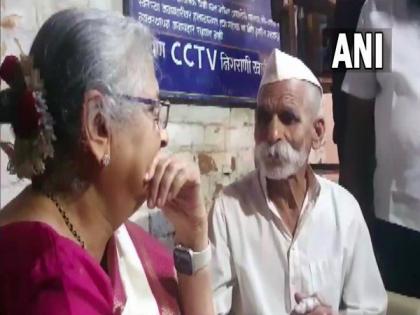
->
xmin=174 ymin=242 xmax=211 ymax=275
xmin=191 ymin=242 xmax=212 ymax=273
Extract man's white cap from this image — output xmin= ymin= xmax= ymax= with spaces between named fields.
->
xmin=259 ymin=48 xmax=323 ymax=94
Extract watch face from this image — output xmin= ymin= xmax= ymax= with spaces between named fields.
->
xmin=173 ymin=248 xmax=193 ymax=275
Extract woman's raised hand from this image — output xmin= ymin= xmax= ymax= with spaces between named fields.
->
xmin=145 ymin=153 xmax=208 ymax=250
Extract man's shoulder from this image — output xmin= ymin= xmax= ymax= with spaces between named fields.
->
xmin=213 ymin=170 xmax=260 ymax=215
xmin=316 ymin=176 xmax=364 ymax=222
xmin=218 ymin=170 xmax=259 ymax=202
xmin=317 ymin=176 xmax=355 ymax=199
xmin=225 ymin=170 xmax=258 ymax=193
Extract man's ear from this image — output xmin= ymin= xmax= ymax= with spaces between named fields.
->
xmin=311 ymin=117 xmax=325 ymax=150
xmin=81 ymin=89 xmax=111 ymax=166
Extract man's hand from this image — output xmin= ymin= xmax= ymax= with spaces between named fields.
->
xmin=145 ymin=153 xmax=208 ymax=251
xmin=292 ymin=293 xmax=334 ymax=315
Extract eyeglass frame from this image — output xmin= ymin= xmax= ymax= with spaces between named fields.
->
xmin=116 ymin=94 xmax=171 ymax=129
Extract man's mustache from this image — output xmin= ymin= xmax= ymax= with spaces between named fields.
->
xmin=258 ymin=142 xmax=298 ymax=162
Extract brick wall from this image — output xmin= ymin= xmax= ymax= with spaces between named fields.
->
xmin=0 ymin=0 xmax=338 ymax=248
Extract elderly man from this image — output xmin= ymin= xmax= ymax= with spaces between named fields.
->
xmin=209 ymin=49 xmax=387 ymax=315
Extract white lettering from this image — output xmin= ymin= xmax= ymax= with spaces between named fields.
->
xmin=197 ymin=0 xmax=208 ymax=9
xmin=375 ymin=33 xmax=383 ymax=68
xmin=162 ymin=4 xmax=191 ymax=19
xmin=207 ymin=49 xmax=218 ymax=71
xmin=220 ymin=52 xmax=232 ymax=71
xmin=255 ymin=27 xmax=267 ymax=38
xmin=194 ymin=44 xmax=205 ymax=69
xmin=209 ymin=3 xmax=218 ymax=11
xmin=332 ymin=33 xmax=352 ymax=68
xmin=232 ymin=9 xmax=247 ymax=21
xmin=354 ymin=33 xmax=372 ymax=68
xmin=247 ymin=13 xmax=260 ymax=24
xmin=193 ymin=12 xmax=219 ymax=26
xmin=183 ymin=43 xmax=194 ymax=67
xmin=176 ymin=0 xmax=197 ymax=6
xmin=197 ymin=26 xmax=213 ymax=38
xmin=213 ymin=30 xmax=223 ymax=41
xmin=172 ymin=21 xmax=195 ymax=35
xmin=218 ymin=5 xmax=230 ymax=16
xmin=252 ymin=60 xmax=263 ymax=75
xmin=171 ymin=41 xmax=182 ymax=66
xmin=153 ymin=40 xmax=166 ymax=58
xmin=227 ymin=21 xmax=240 ymax=32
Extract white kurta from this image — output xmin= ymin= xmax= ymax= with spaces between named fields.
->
xmin=210 ymin=170 xmax=387 ymax=315
xmin=342 ymin=0 xmax=420 ymax=232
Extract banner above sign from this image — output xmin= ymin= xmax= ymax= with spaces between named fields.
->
xmin=124 ymin=0 xmax=280 ymax=103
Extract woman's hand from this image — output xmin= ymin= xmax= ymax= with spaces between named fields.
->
xmin=145 ymin=153 xmax=208 ymax=251
xmin=146 ymin=156 xmax=215 ymax=315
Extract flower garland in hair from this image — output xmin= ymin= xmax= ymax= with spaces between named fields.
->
xmin=0 ymin=52 xmax=56 ymax=179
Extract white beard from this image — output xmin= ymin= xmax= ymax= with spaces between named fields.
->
xmin=254 ymin=141 xmax=308 ymax=180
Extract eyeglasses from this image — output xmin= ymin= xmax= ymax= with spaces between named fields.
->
xmin=117 ymin=94 xmax=170 ymax=129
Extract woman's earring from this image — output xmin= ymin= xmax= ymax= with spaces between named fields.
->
xmin=101 ymin=154 xmax=111 ymax=167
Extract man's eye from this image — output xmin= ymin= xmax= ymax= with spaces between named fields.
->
xmin=279 ymin=111 xmax=299 ymax=125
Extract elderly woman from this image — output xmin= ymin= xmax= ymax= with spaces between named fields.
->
xmin=0 ymin=9 xmax=213 ymax=315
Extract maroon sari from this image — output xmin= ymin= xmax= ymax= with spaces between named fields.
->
xmin=0 ymin=221 xmax=181 ymax=315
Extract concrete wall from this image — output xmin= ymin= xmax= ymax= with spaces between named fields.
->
xmin=0 ymin=0 xmax=338 ymax=247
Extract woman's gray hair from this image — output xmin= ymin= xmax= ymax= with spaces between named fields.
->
xmin=1 ymin=8 xmax=156 ymax=188
xmin=29 ymin=8 xmax=155 ymax=148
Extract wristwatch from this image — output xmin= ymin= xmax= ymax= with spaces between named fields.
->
xmin=173 ymin=242 xmax=212 ymax=276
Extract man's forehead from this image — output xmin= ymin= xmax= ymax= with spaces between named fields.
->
xmin=257 ymin=79 xmax=308 ymax=107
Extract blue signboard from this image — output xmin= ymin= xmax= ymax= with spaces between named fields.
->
xmin=124 ymin=0 xmax=280 ymax=103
